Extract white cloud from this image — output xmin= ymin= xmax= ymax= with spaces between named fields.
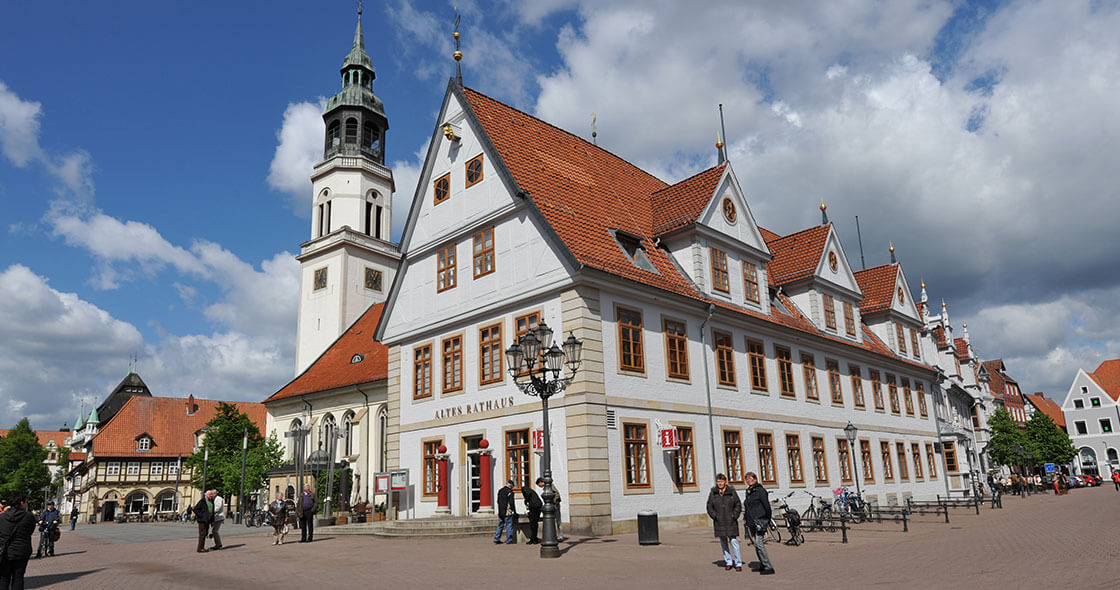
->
xmin=0 ymin=80 xmax=95 ymax=198
xmin=267 ymin=99 xmax=327 ymax=212
xmin=388 ymin=139 xmax=432 ymax=242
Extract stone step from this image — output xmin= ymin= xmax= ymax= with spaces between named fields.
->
xmin=328 ymin=516 xmax=499 ymax=538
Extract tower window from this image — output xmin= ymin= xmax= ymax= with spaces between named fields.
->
xmin=434 ymin=174 xmax=450 ymax=205
xmin=325 ymin=120 xmax=341 ymax=153
xmin=345 ymin=118 xmax=358 ymax=144
xmin=465 ymin=154 xmax=484 ymax=187
xmin=363 ymin=122 xmax=379 ymax=152
xmin=365 ymin=202 xmax=373 ymax=236
xmin=314 ymin=268 xmax=328 ymax=291
xmin=375 ymin=205 xmax=383 ymax=240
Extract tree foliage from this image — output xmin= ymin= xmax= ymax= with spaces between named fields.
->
xmin=0 ymin=418 xmax=51 ymax=509
xmin=184 ymin=403 xmax=283 ymax=509
xmin=986 ymin=407 xmax=1028 ymax=467
xmin=1023 ymin=411 xmax=1077 ymax=466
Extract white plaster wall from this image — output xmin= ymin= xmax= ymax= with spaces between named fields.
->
xmin=296 ymin=249 xmax=345 ymax=374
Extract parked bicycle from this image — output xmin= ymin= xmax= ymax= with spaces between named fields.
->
xmin=801 ymin=490 xmax=833 ymax=531
xmin=834 ymin=487 xmax=869 ymax=523
xmin=774 ymin=492 xmax=804 ymax=546
xmin=244 ymin=509 xmax=268 ymax=528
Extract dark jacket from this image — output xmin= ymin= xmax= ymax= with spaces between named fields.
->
xmin=521 ymin=485 xmax=542 ymax=512
xmin=38 ymin=508 xmax=61 ymax=531
xmin=267 ymin=500 xmax=288 ymax=525
xmin=298 ymin=492 xmax=318 ymax=516
xmin=0 ymin=506 xmax=37 ymax=561
xmin=193 ymin=497 xmax=214 ymax=524
xmin=706 ymin=485 xmax=742 ymax=538
xmin=743 ymin=483 xmax=771 ymax=535
xmin=496 ymin=485 xmax=517 ymax=518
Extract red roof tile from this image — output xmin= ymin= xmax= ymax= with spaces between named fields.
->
xmin=954 ymin=338 xmax=970 ymax=359
xmin=757 ymin=226 xmax=782 ymax=243
xmin=763 ymin=225 xmax=831 ymax=286
xmin=266 ymin=303 xmax=388 ymax=403
xmin=91 ymin=396 xmax=266 ymax=459
xmin=1089 ymin=359 xmax=1120 ymax=402
xmin=853 ymin=264 xmax=899 ymax=314
xmin=0 ymin=429 xmax=70 ymax=448
xmin=650 ymin=164 xmax=728 ymax=235
xmin=1023 ymin=393 xmax=1066 ymax=428
xmin=931 ymin=325 xmax=947 ymax=348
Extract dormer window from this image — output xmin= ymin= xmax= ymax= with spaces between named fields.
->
xmin=350 ymin=354 xmax=365 ymax=364
xmin=842 ymin=302 xmax=856 ymax=336
xmin=610 ymin=229 xmax=657 ymax=272
xmin=895 ymin=323 xmax=907 ymax=355
xmin=821 ymin=293 xmax=837 ymax=330
xmin=743 ymin=262 xmax=760 ymax=303
xmin=137 ymin=437 xmax=151 ymax=452
xmin=710 ymin=247 xmax=730 ymax=293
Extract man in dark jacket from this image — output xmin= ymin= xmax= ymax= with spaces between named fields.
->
xmin=298 ymin=484 xmax=317 ymax=543
xmin=743 ymin=472 xmax=775 ymax=575
xmin=0 ymin=494 xmax=38 ymax=589
xmin=706 ymin=473 xmax=742 ymax=571
xmin=35 ymin=500 xmax=60 ymax=558
xmin=521 ymin=483 xmax=542 ymax=544
xmin=194 ymin=490 xmax=216 ymax=553
xmin=493 ymin=479 xmax=517 ymax=544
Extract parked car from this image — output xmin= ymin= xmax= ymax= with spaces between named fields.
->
xmin=1086 ymin=474 xmax=1102 ymax=486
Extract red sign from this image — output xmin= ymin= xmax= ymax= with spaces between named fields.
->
xmin=532 ymin=429 xmax=544 ymax=450
xmin=660 ymin=428 xmax=678 ymax=450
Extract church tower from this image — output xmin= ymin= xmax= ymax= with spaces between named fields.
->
xmin=295 ymin=8 xmax=400 ymax=375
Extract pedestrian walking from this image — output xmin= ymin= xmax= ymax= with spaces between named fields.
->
xmin=521 ymin=482 xmax=542 ymax=545
xmin=743 ymin=472 xmax=775 ymax=576
xmin=0 ymin=494 xmax=37 ymax=590
xmin=193 ymin=490 xmax=216 ymax=553
xmin=268 ymin=495 xmax=289 ymax=545
xmin=298 ymin=484 xmax=317 ymax=543
xmin=706 ymin=473 xmax=743 ymax=571
xmin=209 ymin=492 xmax=225 ymax=550
xmin=69 ymin=506 xmax=79 ymax=531
xmin=1111 ymin=470 xmax=1120 ymax=491
xmin=493 ymin=479 xmax=517 ymax=544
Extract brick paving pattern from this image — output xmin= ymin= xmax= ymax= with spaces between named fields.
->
xmin=21 ymin=486 xmax=1119 ymax=589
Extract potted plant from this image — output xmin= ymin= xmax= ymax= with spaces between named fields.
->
xmin=374 ymin=502 xmax=387 ymax=521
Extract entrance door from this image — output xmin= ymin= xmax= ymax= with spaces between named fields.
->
xmin=102 ymin=501 xmax=117 ymax=522
xmin=464 ymin=435 xmax=483 ymax=513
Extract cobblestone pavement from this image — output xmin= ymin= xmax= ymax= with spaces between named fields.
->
xmin=22 ymin=486 xmax=1119 ymax=589
xmin=66 ymin=520 xmax=263 ymax=544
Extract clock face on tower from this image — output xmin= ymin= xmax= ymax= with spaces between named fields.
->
xmin=365 ymin=268 xmax=383 ymax=291
xmin=722 ymin=198 xmax=737 ymax=223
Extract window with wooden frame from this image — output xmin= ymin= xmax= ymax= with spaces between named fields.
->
xmin=723 ymin=430 xmax=745 ymax=484
xmin=676 ymin=426 xmax=696 ymax=486
xmin=472 ymin=227 xmax=495 ymax=278
xmin=514 ymin=312 xmax=540 ymax=376
xmin=743 ymin=261 xmax=760 ymax=303
xmin=663 ymin=318 xmax=689 ymax=380
xmin=926 ymin=443 xmax=938 ymax=478
xmin=837 ymin=439 xmax=853 ymax=483
xmin=901 ymin=378 xmax=914 ymax=415
xmin=801 ymin=353 xmax=819 ymax=400
xmin=811 ymin=436 xmax=829 ymax=485
xmin=505 ymin=429 xmax=530 ymax=487
xmin=464 ymin=154 xmax=484 ymax=188
xmin=822 ymin=293 xmax=837 ymax=330
xmin=827 ymin=360 xmax=843 ymax=405
xmin=150 ymin=461 xmax=163 ymax=476
xmin=107 ymin=462 xmax=121 ymax=476
xmin=850 ymin=365 xmax=865 ymax=407
xmin=413 ymin=344 xmax=433 ymax=399
xmin=442 ymin=336 xmax=463 ymax=393
xmin=843 ymin=301 xmax=856 ymax=336
xmin=623 ymin=423 xmax=651 ymax=488
xmin=757 ymin=432 xmax=777 ymax=484
xmin=870 ymin=370 xmax=884 ymax=410
xmin=479 ymin=323 xmax=503 ymax=385
xmin=786 ymin=434 xmax=805 ymax=484
xmin=896 ymin=442 xmax=909 ymax=481
xmin=433 ymin=173 xmax=450 ymax=205
xmin=710 ymin=247 xmax=730 ymax=293
xmin=714 ymin=330 xmax=736 ymax=387
xmin=895 ymin=323 xmax=907 ymax=355
xmin=436 ymin=243 xmax=456 ymax=292
xmin=886 ymin=374 xmax=900 ymax=414
xmin=617 ymin=307 xmax=645 ymax=372
xmin=860 ymin=440 xmax=874 ymax=482
xmin=776 ymin=346 xmax=795 ymax=396
xmin=911 ymin=443 xmax=924 ymax=479
xmin=943 ymin=441 xmax=959 ymax=472
xmin=747 ymin=339 xmax=768 ymax=391
xmin=910 ymin=327 xmax=921 ymax=359
xmin=880 ymin=441 xmax=895 ymax=481
xmin=423 ymin=440 xmax=442 ymax=496
xmin=917 ymin=383 xmax=928 ymax=417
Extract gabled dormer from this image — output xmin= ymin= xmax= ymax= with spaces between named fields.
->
xmin=653 ymin=163 xmax=772 ymax=313
xmin=854 ymin=262 xmax=924 ymax=359
xmin=134 ymin=432 xmax=154 ymax=452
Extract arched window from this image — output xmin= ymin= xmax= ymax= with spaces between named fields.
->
xmin=326 ymin=120 xmax=341 ymax=153
xmin=345 ymin=118 xmax=358 ymax=144
xmin=125 ymin=492 xmax=149 ymax=514
xmin=321 ymin=414 xmax=337 ymax=452
xmin=156 ymin=491 xmax=178 ymax=513
xmin=343 ymin=410 xmax=356 ymax=456
xmin=1108 ymin=448 xmax=1119 ymax=464
xmin=363 ymin=122 xmax=378 ymax=151
xmin=1080 ymin=447 xmax=1098 ymax=475
xmin=378 ymin=407 xmax=389 ymax=472
xmin=289 ymin=419 xmax=302 ymax=461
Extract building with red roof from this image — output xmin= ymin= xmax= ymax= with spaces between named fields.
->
xmin=1062 ymin=359 xmax=1120 ymax=476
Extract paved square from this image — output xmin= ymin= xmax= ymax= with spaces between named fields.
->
xmin=21 ymin=486 xmax=1120 ymax=589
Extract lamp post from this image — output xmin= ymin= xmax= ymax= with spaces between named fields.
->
xmin=506 ymin=322 xmax=582 ymax=559
xmin=844 ymin=422 xmax=862 ymax=500
xmin=238 ymin=428 xmax=248 ymax=524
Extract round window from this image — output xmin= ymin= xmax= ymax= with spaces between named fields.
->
xmin=721 ymin=198 xmax=737 ymax=223
xmin=828 ymin=251 xmax=838 ymax=272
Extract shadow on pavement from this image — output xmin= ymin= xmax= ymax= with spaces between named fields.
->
xmin=558 ymin=536 xmax=618 ymax=556
xmin=47 ymin=551 xmax=87 ymax=557
xmin=26 ymin=568 xmax=104 ymax=588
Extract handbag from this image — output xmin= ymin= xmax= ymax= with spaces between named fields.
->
xmin=52 ymin=528 xmax=61 ymax=542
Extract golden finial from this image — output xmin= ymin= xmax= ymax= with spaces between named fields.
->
xmin=452 ymin=8 xmax=463 ymax=83
xmin=941 ymin=298 xmax=946 ymax=309
xmin=819 ymin=197 xmax=827 ymax=212
xmin=715 ymin=131 xmax=724 ymax=149
xmin=889 ymin=241 xmax=895 ymax=253
xmin=920 ymin=277 xmax=926 ymax=289
xmin=963 ymin=322 xmax=967 ymax=328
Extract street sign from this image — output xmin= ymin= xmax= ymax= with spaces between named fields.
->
xmin=374 ymin=474 xmax=390 ymax=494
xmin=1044 ymin=463 xmax=1056 ymax=473
xmin=390 ymin=469 xmax=409 ymax=491
xmin=659 ymin=427 xmax=679 ymax=451
xmin=532 ymin=429 xmax=544 ymax=450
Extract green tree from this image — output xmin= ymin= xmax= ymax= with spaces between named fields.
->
xmin=986 ymin=407 xmax=1028 ymax=467
xmin=1023 ymin=411 xmax=1077 ymax=466
xmin=51 ymin=446 xmax=71 ymax=498
xmin=184 ymin=403 xmax=283 ymax=512
xmin=0 ymin=418 xmax=51 ymax=509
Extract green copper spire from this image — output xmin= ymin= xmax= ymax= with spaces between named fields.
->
xmin=74 ymin=412 xmax=85 ymax=431
xmin=342 ymin=6 xmax=373 ymax=75
xmin=88 ymin=406 xmax=100 ymax=424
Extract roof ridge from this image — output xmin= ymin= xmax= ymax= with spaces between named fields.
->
xmin=766 ymin=223 xmax=831 ymax=245
xmin=649 ymin=162 xmax=727 ymax=197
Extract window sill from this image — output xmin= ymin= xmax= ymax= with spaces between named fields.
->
xmin=666 ymin=376 xmax=692 ymax=385
xmin=751 ymin=389 xmax=770 ymax=396
xmin=788 ymin=482 xmax=807 ymax=488
xmin=805 ymin=398 xmax=821 ymax=405
xmin=716 ymin=383 xmax=738 ymax=391
xmin=618 ymin=368 xmax=647 ymax=378
xmin=622 ymin=486 xmax=655 ymax=496
xmin=853 ymin=405 xmax=866 ymax=411
xmin=780 ymin=393 xmax=797 ymax=400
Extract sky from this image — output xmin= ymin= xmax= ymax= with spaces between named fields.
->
xmin=2 ymin=0 xmax=1119 ymax=431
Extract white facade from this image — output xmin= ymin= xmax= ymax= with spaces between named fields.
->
xmin=1062 ymin=368 xmax=1120 ymax=476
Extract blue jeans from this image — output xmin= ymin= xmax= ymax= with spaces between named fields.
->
xmin=719 ymin=536 xmax=742 ymax=566
xmin=494 ymin=514 xmax=514 ymax=543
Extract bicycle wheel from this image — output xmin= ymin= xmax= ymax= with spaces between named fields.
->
xmin=801 ymin=507 xmax=818 ymax=531
xmin=768 ymin=520 xmax=781 ymax=544
xmin=795 ymin=529 xmax=805 ymax=545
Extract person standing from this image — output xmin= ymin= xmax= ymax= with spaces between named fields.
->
xmin=209 ymin=492 xmax=225 ymax=550
xmin=268 ymin=496 xmax=289 ymax=546
xmin=707 ymin=473 xmax=743 ymax=571
xmin=193 ymin=490 xmax=216 ymax=553
xmin=0 ymin=494 xmax=37 ymax=589
xmin=69 ymin=506 xmax=79 ymax=531
xmin=298 ymin=484 xmax=317 ymax=543
xmin=743 ymin=472 xmax=775 ymax=576
xmin=34 ymin=501 xmax=60 ymax=558
xmin=535 ymin=478 xmax=564 ymax=541
xmin=520 ymin=482 xmax=542 ymax=545
xmin=493 ymin=479 xmax=517 ymax=544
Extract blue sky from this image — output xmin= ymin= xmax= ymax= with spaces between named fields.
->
xmin=3 ymin=0 xmax=1119 ymax=429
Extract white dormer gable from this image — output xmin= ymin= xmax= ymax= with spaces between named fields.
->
xmin=891 ymin=268 xmax=922 ymax=324
xmin=695 ymin=165 xmax=770 ymax=258
xmin=811 ymin=226 xmax=862 ymax=297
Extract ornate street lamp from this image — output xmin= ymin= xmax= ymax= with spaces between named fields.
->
xmin=844 ymin=422 xmax=862 ymax=500
xmin=506 ymin=321 xmax=582 ymax=559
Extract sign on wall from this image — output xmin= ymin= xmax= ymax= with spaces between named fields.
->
xmin=1044 ymin=463 xmax=1056 ymax=473
xmin=659 ymin=427 xmax=679 ymax=451
xmin=532 ymin=429 xmax=544 ymax=450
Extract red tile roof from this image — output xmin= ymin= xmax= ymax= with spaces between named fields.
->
xmin=266 ymin=303 xmax=388 ymax=403
xmin=91 ymin=396 xmax=266 ymax=459
xmin=1023 ymin=392 xmax=1066 ymax=428
xmin=762 ymin=225 xmax=830 ymax=285
xmin=983 ymin=360 xmax=1007 ymax=401
xmin=1088 ymin=359 xmax=1120 ymax=402
xmin=931 ymin=325 xmax=947 ymax=348
xmin=954 ymin=338 xmax=970 ymax=359
xmin=650 ymin=163 xmax=728 ymax=235
xmin=0 ymin=429 xmax=70 ymax=448
xmin=853 ymin=264 xmax=899 ymax=314
xmin=757 ymin=226 xmax=782 ymax=243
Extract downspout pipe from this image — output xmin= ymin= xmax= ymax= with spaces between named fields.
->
xmin=356 ymin=384 xmax=371 ymax=504
xmin=700 ymin=303 xmax=718 ymax=482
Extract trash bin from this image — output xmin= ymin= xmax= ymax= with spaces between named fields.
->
xmin=637 ymin=510 xmax=659 ymax=545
